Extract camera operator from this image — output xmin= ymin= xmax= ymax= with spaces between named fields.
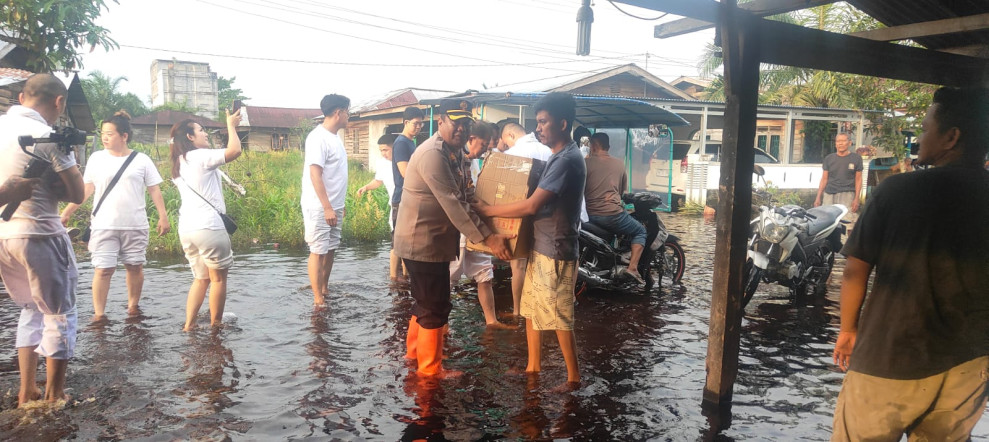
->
xmin=0 ymin=73 xmax=85 ymax=407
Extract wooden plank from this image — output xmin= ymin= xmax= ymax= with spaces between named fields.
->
xmin=753 ymin=17 xmax=989 ymax=86
xmin=652 ymin=0 xmax=835 ymax=38
xmin=703 ymin=0 xmax=759 ymax=424
xmin=849 ymin=13 xmax=989 ymax=42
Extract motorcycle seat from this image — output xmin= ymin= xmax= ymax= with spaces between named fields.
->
xmin=582 ymin=222 xmax=615 ymax=243
xmin=805 ymin=206 xmax=844 ymax=237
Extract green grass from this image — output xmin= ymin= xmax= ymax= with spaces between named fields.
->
xmin=62 ymin=145 xmax=392 ymax=257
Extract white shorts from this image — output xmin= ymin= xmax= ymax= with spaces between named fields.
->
xmin=303 ymin=207 xmax=343 ymax=255
xmin=88 ymin=229 xmax=149 ymax=268
xmin=180 ymin=229 xmax=234 ymax=280
xmin=0 ymin=235 xmax=78 ymax=359
xmin=450 ymin=246 xmax=494 ymax=284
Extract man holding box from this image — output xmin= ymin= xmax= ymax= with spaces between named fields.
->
xmin=393 ymin=99 xmax=512 ymax=378
xmin=477 ymin=92 xmax=586 ymax=388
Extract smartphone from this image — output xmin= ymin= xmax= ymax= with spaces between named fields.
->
xmin=232 ymin=100 xmax=243 ymax=113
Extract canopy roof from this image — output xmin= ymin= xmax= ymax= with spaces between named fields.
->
xmin=424 ymin=92 xmax=689 ymax=128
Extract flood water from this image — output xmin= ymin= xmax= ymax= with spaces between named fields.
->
xmin=0 ymin=214 xmax=987 ymax=440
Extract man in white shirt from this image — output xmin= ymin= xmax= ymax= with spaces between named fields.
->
xmin=0 ymin=73 xmax=85 ymax=406
xmin=301 ymin=94 xmax=350 ymax=307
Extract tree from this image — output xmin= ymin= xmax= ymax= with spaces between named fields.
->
xmin=0 ymin=1 xmax=118 ymax=72
xmin=150 ymin=100 xmax=199 ymax=114
xmin=81 ymin=71 xmax=148 ymax=124
xmin=217 ymin=76 xmax=249 ymax=120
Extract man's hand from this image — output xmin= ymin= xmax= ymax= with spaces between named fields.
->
xmin=324 ymin=207 xmax=338 ymax=227
xmin=832 ymin=330 xmax=857 ymax=372
xmin=0 ymin=176 xmax=41 ymax=206
xmin=472 ymin=200 xmax=492 ymax=217
xmin=483 ymin=233 xmax=515 ymax=261
xmin=356 ymin=186 xmax=368 ymax=197
xmin=157 ymin=217 xmax=171 ymax=236
xmin=851 ymin=199 xmax=860 ymax=213
xmin=814 ymin=196 xmax=822 ymax=207
xmin=60 ymin=211 xmax=71 ymax=227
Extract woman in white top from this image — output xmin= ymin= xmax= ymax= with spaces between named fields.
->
xmin=61 ymin=111 xmax=170 ymax=321
xmin=169 ymin=110 xmax=242 ymax=330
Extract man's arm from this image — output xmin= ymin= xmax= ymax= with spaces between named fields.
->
xmin=357 ymin=179 xmax=383 ymax=197
xmin=309 ymin=164 xmax=337 ymax=227
xmin=57 ymin=166 xmax=85 ymax=204
xmin=814 ymin=170 xmax=829 ymax=207
xmin=0 ymin=176 xmax=40 ymax=207
xmin=832 ymin=256 xmax=873 ymax=372
xmin=60 ymin=182 xmax=95 ymax=225
xmin=397 ymin=162 xmax=409 ymax=178
xmin=478 ymin=187 xmax=555 ymax=218
xmin=852 ymin=170 xmax=862 ymax=212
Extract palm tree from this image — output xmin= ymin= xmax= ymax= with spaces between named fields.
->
xmin=81 ymin=71 xmax=149 ymax=124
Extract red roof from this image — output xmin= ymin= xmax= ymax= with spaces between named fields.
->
xmin=130 ymin=110 xmax=224 ymax=128
xmin=242 ymin=106 xmax=322 ymax=128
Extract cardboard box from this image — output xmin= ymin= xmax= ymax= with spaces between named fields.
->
xmin=467 ymin=152 xmax=542 ymax=259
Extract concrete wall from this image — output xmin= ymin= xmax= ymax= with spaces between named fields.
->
xmin=150 ymin=60 xmax=219 ymax=120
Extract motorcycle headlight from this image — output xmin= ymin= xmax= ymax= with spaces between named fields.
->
xmin=762 ymin=223 xmax=789 ymax=243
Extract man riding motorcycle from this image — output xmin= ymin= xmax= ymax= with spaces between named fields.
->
xmin=583 ymin=132 xmax=646 ymax=284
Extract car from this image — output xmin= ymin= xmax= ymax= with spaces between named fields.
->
xmin=646 ymin=138 xmax=779 ymax=211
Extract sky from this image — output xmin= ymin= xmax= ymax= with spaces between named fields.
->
xmin=77 ymin=0 xmax=717 ymax=110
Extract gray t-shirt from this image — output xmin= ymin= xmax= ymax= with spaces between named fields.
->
xmin=822 ymin=152 xmax=863 ymax=194
xmin=533 ymin=141 xmax=586 ymax=261
xmin=842 ymin=165 xmax=989 ymax=379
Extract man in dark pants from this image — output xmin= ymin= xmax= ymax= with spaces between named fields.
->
xmin=831 ymin=87 xmax=989 ymax=440
xmin=393 ymin=99 xmax=511 ymax=377
xmin=391 ymin=106 xmax=425 ymax=283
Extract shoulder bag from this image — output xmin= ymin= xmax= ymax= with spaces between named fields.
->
xmin=80 ymin=151 xmax=139 ymax=242
xmin=181 ymin=178 xmax=237 ymax=234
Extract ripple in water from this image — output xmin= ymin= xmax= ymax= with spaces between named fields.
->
xmin=0 ymin=217 xmax=985 ymax=440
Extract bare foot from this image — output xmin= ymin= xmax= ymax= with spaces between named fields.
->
xmin=183 ymin=322 xmax=197 ymax=332
xmin=549 ymin=381 xmax=581 ymax=393
xmin=314 ymin=293 xmax=326 ymax=307
xmin=91 ymin=314 xmax=108 ymax=324
xmin=485 ymin=321 xmax=516 ymax=330
xmin=17 ymin=386 xmax=42 ymax=407
xmin=506 ymin=367 xmax=538 ymax=376
xmin=127 ymin=306 xmax=142 ymax=316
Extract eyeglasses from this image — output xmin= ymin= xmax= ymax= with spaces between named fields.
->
xmin=407 ymin=120 xmax=424 ymax=127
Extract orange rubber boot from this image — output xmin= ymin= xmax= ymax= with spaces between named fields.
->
xmin=416 ymin=326 xmax=444 ymax=376
xmin=405 ymin=316 xmax=420 ymax=360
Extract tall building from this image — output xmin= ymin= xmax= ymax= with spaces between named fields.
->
xmin=150 ymin=59 xmax=219 ymax=119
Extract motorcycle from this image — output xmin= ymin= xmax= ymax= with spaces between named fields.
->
xmin=743 ymin=167 xmax=847 ymax=308
xmin=577 ymin=192 xmax=686 ymax=295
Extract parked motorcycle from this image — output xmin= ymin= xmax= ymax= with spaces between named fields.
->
xmin=577 ymin=192 xmax=686 ymax=295
xmin=743 ymin=168 xmax=847 ymax=308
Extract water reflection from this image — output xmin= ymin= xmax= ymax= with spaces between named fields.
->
xmin=175 ymin=329 xmax=246 ymax=437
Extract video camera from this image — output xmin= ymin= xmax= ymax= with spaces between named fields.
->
xmin=1 ymin=125 xmax=89 ymax=221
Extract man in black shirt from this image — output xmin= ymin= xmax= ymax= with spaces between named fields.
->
xmin=831 ymin=87 xmax=989 ymax=440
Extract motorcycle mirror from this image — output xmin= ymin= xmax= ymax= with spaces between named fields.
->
xmin=753 ymin=165 xmax=766 ymax=177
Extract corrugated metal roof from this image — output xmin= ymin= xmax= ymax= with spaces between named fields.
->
xmin=847 ymin=0 xmax=989 ymax=54
xmin=240 ymin=106 xmax=322 ymax=128
xmin=352 ymin=88 xmax=453 ymax=113
xmin=131 ymin=110 xmax=225 ymax=129
xmin=0 ymin=67 xmax=30 ymax=87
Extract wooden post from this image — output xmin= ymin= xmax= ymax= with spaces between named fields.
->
xmin=703 ymin=0 xmax=759 ymax=430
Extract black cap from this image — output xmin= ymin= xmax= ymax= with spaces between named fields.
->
xmin=438 ymin=99 xmax=474 ymax=121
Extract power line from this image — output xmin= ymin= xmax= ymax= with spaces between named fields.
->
xmin=606 ymin=0 xmax=669 ymax=21
xmin=194 ymin=0 xmax=607 ymax=75
xmin=233 ymin=0 xmax=627 ymax=66
xmin=292 ymin=0 xmax=649 ymax=60
xmin=119 ymin=43 xmax=644 ymax=68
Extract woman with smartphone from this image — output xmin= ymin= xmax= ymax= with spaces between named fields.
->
xmin=169 ymin=109 xmax=242 ymax=330
xmin=60 ymin=111 xmax=170 ymax=322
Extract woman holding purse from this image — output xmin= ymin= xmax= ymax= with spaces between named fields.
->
xmin=61 ymin=111 xmax=170 ymax=322
xmin=169 ymin=110 xmax=241 ymax=330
